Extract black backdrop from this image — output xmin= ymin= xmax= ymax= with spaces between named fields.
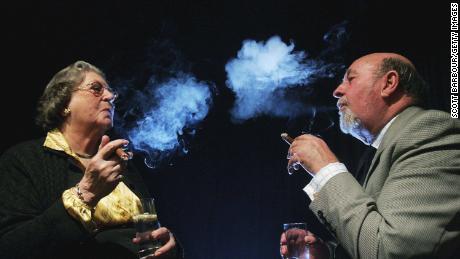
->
xmin=3 ymin=1 xmax=453 ymax=258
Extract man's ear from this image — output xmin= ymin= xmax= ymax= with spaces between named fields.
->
xmin=381 ymin=70 xmax=399 ymax=98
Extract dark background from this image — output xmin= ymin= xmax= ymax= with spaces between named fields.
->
xmin=3 ymin=1 xmax=452 ymax=258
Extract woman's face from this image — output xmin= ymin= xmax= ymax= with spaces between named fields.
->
xmin=66 ymin=71 xmax=116 ymax=132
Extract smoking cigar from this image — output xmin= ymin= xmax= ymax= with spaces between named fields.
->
xmin=280 ymin=133 xmax=294 ymax=145
xmin=281 ymin=133 xmax=301 ymax=175
xmin=116 ymin=147 xmax=132 ymax=160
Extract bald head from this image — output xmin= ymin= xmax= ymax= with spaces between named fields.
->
xmin=358 ymin=53 xmax=414 ymax=67
xmin=347 ymin=53 xmax=414 ymax=77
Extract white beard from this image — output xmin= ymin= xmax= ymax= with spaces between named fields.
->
xmin=339 ymin=107 xmax=374 ymax=145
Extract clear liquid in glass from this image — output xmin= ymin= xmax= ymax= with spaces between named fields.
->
xmin=133 ymin=213 xmax=162 ymax=259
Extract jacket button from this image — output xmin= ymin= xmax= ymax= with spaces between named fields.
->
xmin=318 ymin=210 xmax=324 ymax=218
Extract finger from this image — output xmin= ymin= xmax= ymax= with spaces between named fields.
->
xmin=280 ymin=233 xmax=287 ymax=245
xmin=153 ymin=233 xmax=175 ymax=257
xmin=286 ymin=228 xmax=307 ymax=245
xmin=305 ymin=231 xmax=318 ymax=244
xmin=291 ymin=134 xmax=317 ymax=148
xmin=109 ymin=173 xmax=124 ymax=182
xmin=111 ymin=163 xmax=123 ymax=173
xmin=98 ymin=135 xmax=111 ymax=150
xmin=290 ymin=139 xmax=306 ymax=150
xmin=289 ymin=153 xmax=302 ymax=167
xmin=150 ymin=227 xmax=170 ymax=241
xmin=291 ymin=134 xmax=309 ymax=144
xmin=97 ymin=161 xmax=123 ymax=181
xmin=133 ymin=230 xmax=151 ymax=243
xmin=115 ymin=147 xmax=131 ymax=160
xmin=98 ymin=139 xmax=130 ymax=160
xmin=280 ymin=245 xmax=287 ymax=255
xmin=305 ymin=235 xmax=317 ymax=245
xmin=104 ymin=152 xmax=128 ymax=166
xmin=285 ymin=229 xmax=296 ymax=242
xmin=108 ymin=167 xmax=124 ymax=182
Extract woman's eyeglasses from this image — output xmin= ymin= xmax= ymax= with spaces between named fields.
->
xmin=75 ymin=82 xmax=118 ymax=101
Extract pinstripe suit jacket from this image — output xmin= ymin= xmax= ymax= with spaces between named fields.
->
xmin=310 ymin=106 xmax=460 ymax=258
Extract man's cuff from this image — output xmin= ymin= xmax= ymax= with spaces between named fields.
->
xmin=303 ymin=162 xmax=348 ymax=201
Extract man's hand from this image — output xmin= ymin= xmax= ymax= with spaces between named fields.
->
xmin=280 ymin=230 xmax=330 ymax=259
xmin=287 ymin=134 xmax=338 ymax=175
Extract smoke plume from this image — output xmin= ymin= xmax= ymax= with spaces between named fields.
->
xmin=225 ymin=23 xmax=348 ymax=122
xmin=118 ymin=74 xmax=212 ymax=168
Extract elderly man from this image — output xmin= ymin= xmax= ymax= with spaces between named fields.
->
xmin=283 ymin=53 xmax=460 ymax=258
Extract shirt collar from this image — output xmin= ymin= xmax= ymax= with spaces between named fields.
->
xmin=371 ymin=115 xmax=398 ymax=149
xmin=43 ymin=128 xmax=81 ymax=161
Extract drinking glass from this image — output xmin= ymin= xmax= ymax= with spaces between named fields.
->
xmin=281 ymin=222 xmax=309 ymax=259
xmin=132 ymin=198 xmax=162 ymax=259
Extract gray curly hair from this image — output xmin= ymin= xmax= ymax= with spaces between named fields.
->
xmin=36 ymin=61 xmax=105 ymax=131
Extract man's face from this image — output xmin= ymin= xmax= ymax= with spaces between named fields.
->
xmin=333 ymin=56 xmax=383 ymax=144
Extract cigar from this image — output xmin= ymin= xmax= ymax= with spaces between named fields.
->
xmin=281 ymin=133 xmax=301 ymax=174
xmin=280 ymin=133 xmax=294 ymax=145
xmin=116 ymin=147 xmax=132 ymax=160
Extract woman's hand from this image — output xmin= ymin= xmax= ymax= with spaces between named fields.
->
xmin=77 ymin=135 xmax=129 ymax=206
xmin=132 ymin=227 xmax=178 ymax=258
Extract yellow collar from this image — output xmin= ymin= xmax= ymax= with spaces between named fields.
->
xmin=43 ymin=129 xmax=82 ymax=162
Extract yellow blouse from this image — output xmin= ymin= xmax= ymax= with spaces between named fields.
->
xmin=45 ymin=129 xmax=142 ymax=232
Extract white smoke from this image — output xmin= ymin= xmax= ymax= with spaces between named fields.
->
xmin=127 ymin=74 xmax=212 ymax=167
xmin=225 ymin=33 xmax=344 ymax=121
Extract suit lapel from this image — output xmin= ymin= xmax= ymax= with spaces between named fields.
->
xmin=363 ymin=106 xmax=422 ymax=186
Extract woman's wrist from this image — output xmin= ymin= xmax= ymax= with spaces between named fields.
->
xmin=76 ymin=183 xmax=98 ymax=207
xmin=62 ymin=188 xmax=99 ymax=233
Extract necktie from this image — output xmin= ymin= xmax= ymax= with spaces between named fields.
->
xmin=355 ymin=146 xmax=377 ymax=185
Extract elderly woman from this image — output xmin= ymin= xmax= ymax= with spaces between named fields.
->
xmin=0 ymin=61 xmax=181 ymax=258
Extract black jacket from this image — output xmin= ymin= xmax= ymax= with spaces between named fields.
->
xmin=0 ymin=138 xmax=181 ymax=259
